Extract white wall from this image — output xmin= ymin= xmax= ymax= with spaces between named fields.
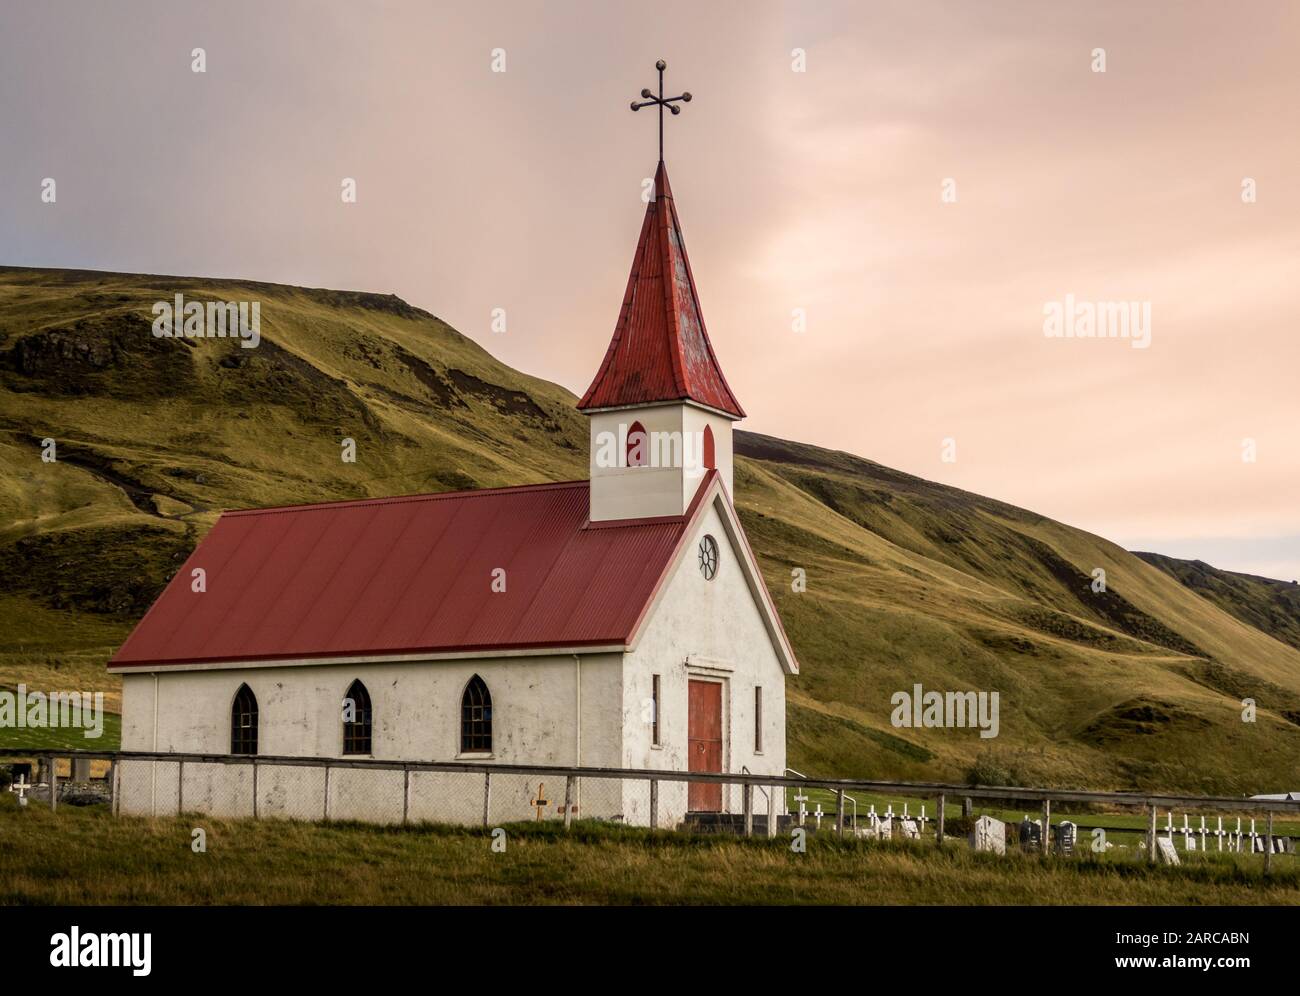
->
xmin=117 ymin=652 xmax=623 ymax=822
xmin=587 ymin=403 xmax=735 ymax=521
xmin=620 ymin=498 xmax=788 ymax=826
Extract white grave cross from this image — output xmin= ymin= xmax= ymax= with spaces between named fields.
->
xmin=793 ymin=789 xmax=809 ymax=825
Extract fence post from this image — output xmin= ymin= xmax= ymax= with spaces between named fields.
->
xmin=742 ymin=783 xmax=753 ymax=837
xmin=251 ymin=759 xmax=259 ymax=820
xmin=402 ymin=765 xmax=411 ymax=826
xmin=1041 ymin=799 xmax=1051 ymax=856
xmin=107 ymin=760 xmax=117 ymax=816
xmin=1148 ymin=804 xmax=1157 ymax=863
xmin=177 ymin=758 xmax=185 ymax=815
xmin=649 ymin=779 xmax=658 ymax=830
xmin=563 ymin=775 xmax=575 ymax=830
xmin=323 ymin=763 xmax=331 ymax=821
xmin=48 ymin=754 xmax=58 ymax=813
xmin=1265 ymin=811 xmax=1274 ymax=875
xmin=936 ymin=794 xmax=946 ymax=848
xmin=767 ymin=783 xmax=778 ymax=838
xmin=836 ymin=789 xmax=846 ymax=838
xmin=482 ymin=772 xmax=491 ymax=828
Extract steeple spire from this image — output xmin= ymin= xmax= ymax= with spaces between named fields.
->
xmin=578 ymin=159 xmax=745 ymax=419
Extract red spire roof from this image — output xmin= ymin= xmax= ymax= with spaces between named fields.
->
xmin=578 ymin=162 xmax=745 ymax=419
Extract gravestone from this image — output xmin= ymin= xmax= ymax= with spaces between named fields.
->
xmin=900 ymin=818 xmax=920 ymax=840
xmin=1019 ymin=817 xmax=1041 ymax=853
xmin=72 ymin=756 xmax=92 ymax=782
xmin=970 ymin=815 xmax=1006 ymax=855
xmin=1156 ymin=837 xmax=1181 ymax=866
xmin=1056 ymin=820 xmax=1076 ymax=856
xmin=877 ymin=817 xmax=893 ymax=840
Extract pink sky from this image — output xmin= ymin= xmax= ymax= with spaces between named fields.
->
xmin=2 ymin=0 xmax=1297 ymax=579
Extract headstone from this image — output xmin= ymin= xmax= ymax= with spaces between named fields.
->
xmin=1056 ymin=820 xmax=1076 ymax=856
xmin=970 ymin=815 xmax=1006 ymax=854
xmin=877 ymin=817 xmax=893 ymax=840
xmin=1156 ymin=837 xmax=1181 ymax=866
xmin=1019 ymin=816 xmax=1041 ymax=853
xmin=900 ymin=818 xmax=920 ymax=840
xmin=72 ymin=756 xmax=92 ymax=782
xmin=1186 ymin=835 xmax=1196 ymax=851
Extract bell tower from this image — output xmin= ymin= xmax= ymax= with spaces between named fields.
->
xmin=579 ymin=160 xmax=743 ymax=521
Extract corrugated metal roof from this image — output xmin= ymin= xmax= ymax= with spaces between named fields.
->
xmin=578 ymin=161 xmax=745 ymax=419
xmin=110 ymin=480 xmax=696 ymax=668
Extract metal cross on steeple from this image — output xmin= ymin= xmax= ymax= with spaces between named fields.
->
xmin=630 ymin=60 xmax=691 ymax=163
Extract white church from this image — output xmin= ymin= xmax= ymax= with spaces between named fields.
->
xmin=110 ymin=160 xmax=799 ymax=827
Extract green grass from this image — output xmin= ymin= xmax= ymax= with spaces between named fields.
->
xmin=0 ymin=712 xmax=119 ymax=751
xmin=2 ymin=794 xmax=1297 ymax=905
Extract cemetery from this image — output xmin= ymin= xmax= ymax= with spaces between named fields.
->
xmin=4 ymin=749 xmax=1297 ymax=880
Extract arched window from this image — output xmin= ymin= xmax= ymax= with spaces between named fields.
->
xmin=342 ymin=679 xmax=372 ymax=755
xmin=231 ymin=684 xmax=258 ymax=755
xmin=461 ymin=675 xmax=492 ymax=753
xmin=703 ymin=425 xmax=716 ymax=470
xmin=626 ymin=420 xmax=648 ymax=467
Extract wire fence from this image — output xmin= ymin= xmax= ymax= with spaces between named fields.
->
xmin=5 ymin=748 xmax=1299 ymax=872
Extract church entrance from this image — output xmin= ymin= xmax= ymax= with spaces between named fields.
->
xmin=688 ymin=678 xmax=723 ymax=812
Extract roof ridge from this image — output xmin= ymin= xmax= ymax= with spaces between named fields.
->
xmin=224 ymin=479 xmax=590 ymax=517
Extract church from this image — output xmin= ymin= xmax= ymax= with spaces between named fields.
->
xmin=109 ymin=156 xmax=799 ymax=827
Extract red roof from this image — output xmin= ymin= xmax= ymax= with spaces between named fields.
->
xmin=111 ymin=479 xmax=710 ymax=668
xmin=578 ymin=162 xmax=745 ymax=419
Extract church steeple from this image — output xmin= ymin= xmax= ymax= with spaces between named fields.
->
xmin=578 ymin=161 xmax=745 ymax=420
xmin=582 ymin=64 xmax=742 ymax=523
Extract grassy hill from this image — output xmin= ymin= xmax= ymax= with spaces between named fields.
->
xmin=1135 ymin=552 xmax=1300 ymax=653
xmin=2 ymin=266 xmax=1298 ymax=795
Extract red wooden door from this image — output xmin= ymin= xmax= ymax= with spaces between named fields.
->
xmin=688 ymin=679 xmax=723 ymax=812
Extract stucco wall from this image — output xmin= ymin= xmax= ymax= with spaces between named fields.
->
xmin=587 ymin=403 xmax=734 ymax=521
xmin=117 ymin=652 xmax=623 ymax=823
xmin=620 ymin=498 xmax=788 ymax=826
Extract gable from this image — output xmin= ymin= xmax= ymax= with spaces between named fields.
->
xmin=626 ymin=478 xmax=799 ymax=675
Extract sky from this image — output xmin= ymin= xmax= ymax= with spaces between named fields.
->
xmin=1 ymin=0 xmax=1296 ymax=580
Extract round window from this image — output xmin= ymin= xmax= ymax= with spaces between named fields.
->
xmin=698 ymin=534 xmax=719 ymax=580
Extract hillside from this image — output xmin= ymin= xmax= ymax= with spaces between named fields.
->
xmin=2 ymin=265 xmax=1298 ymax=795
xmin=1135 ymin=552 xmax=1300 ymax=653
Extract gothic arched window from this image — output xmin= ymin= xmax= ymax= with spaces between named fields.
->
xmin=461 ymin=675 xmax=493 ymax=753
xmin=342 ymin=679 xmax=372 ymax=755
xmin=627 ymin=421 xmax=648 ymax=467
xmin=703 ymin=424 xmax=716 ymax=470
xmin=231 ymin=684 xmax=258 ymax=755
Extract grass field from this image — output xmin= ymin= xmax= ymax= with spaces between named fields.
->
xmin=2 ymin=794 xmax=1296 ymax=905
